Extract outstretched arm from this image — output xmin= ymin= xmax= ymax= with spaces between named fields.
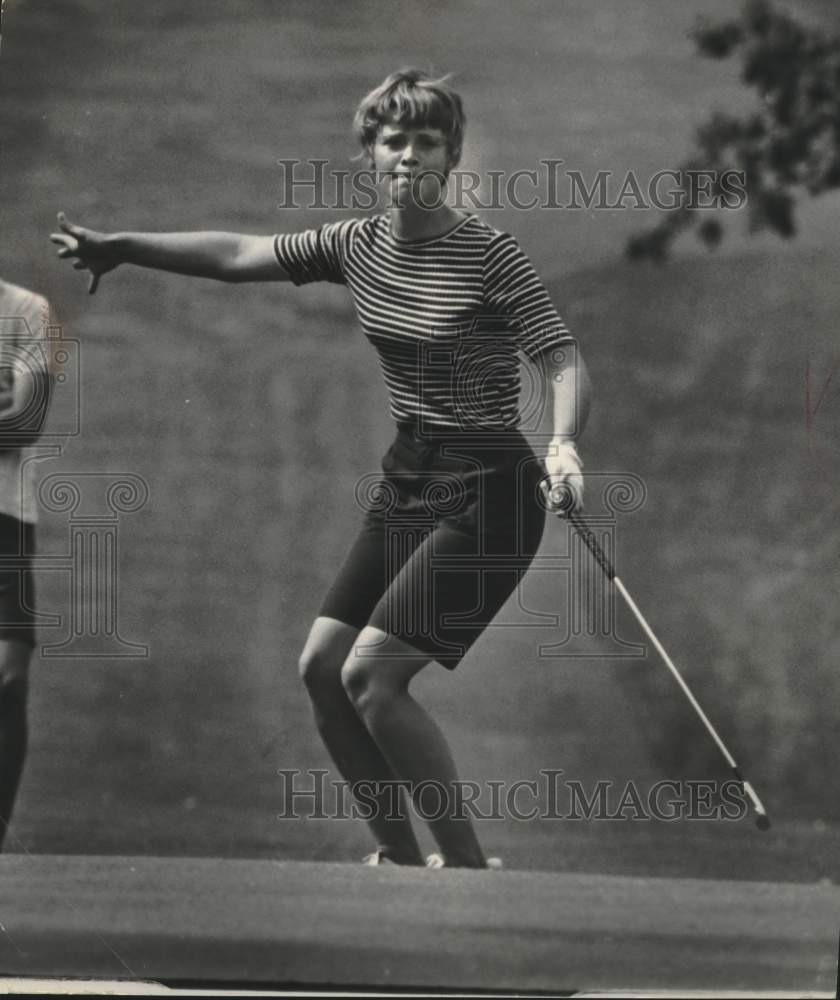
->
xmin=50 ymin=213 xmax=290 ymax=294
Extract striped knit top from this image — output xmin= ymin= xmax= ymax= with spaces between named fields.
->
xmin=274 ymin=213 xmax=574 ymax=432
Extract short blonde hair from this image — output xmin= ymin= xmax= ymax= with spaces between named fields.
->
xmin=353 ymin=68 xmax=466 ymax=169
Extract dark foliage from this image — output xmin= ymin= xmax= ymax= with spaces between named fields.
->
xmin=627 ymin=0 xmax=840 ymax=259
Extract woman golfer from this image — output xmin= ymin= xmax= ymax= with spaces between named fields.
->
xmin=51 ymin=69 xmax=591 ymax=868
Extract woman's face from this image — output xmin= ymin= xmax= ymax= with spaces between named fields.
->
xmin=372 ymin=122 xmax=452 ymax=209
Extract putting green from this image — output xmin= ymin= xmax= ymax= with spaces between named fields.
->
xmin=0 ymin=856 xmax=836 ymax=993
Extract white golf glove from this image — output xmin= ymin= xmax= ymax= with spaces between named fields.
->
xmin=541 ymin=439 xmax=584 ymax=515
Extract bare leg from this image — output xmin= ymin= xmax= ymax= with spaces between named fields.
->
xmin=342 ymin=627 xmax=487 ymax=869
xmin=0 ymin=641 xmax=31 ymax=851
xmin=298 ymin=617 xmax=423 ymax=864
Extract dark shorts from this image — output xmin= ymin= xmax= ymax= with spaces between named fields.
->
xmin=319 ymin=423 xmax=547 ymax=669
xmin=0 ymin=513 xmax=36 ymax=648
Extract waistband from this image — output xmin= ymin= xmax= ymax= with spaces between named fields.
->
xmin=394 ymin=420 xmax=530 ymax=450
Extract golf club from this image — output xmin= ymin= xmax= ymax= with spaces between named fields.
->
xmin=561 ymin=503 xmax=770 ymax=831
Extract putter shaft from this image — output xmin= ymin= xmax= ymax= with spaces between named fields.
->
xmin=568 ymin=511 xmax=769 ymax=822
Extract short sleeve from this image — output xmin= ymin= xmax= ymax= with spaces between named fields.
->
xmin=0 ymin=285 xmax=49 ymax=343
xmin=483 ymin=233 xmax=575 ymax=360
xmin=273 ymin=220 xmax=359 ymax=286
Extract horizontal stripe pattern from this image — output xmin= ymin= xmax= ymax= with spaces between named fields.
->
xmin=274 ymin=214 xmax=574 ymax=430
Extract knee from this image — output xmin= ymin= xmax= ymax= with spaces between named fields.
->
xmin=297 ymin=645 xmax=341 ymax=697
xmin=340 ymin=657 xmax=372 ymax=712
xmin=340 ymin=657 xmax=398 ymax=718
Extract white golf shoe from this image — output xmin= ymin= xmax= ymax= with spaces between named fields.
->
xmin=425 ymin=852 xmax=503 ymax=869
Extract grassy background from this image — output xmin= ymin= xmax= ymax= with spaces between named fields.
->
xmin=1 ymin=0 xmax=838 ymax=879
